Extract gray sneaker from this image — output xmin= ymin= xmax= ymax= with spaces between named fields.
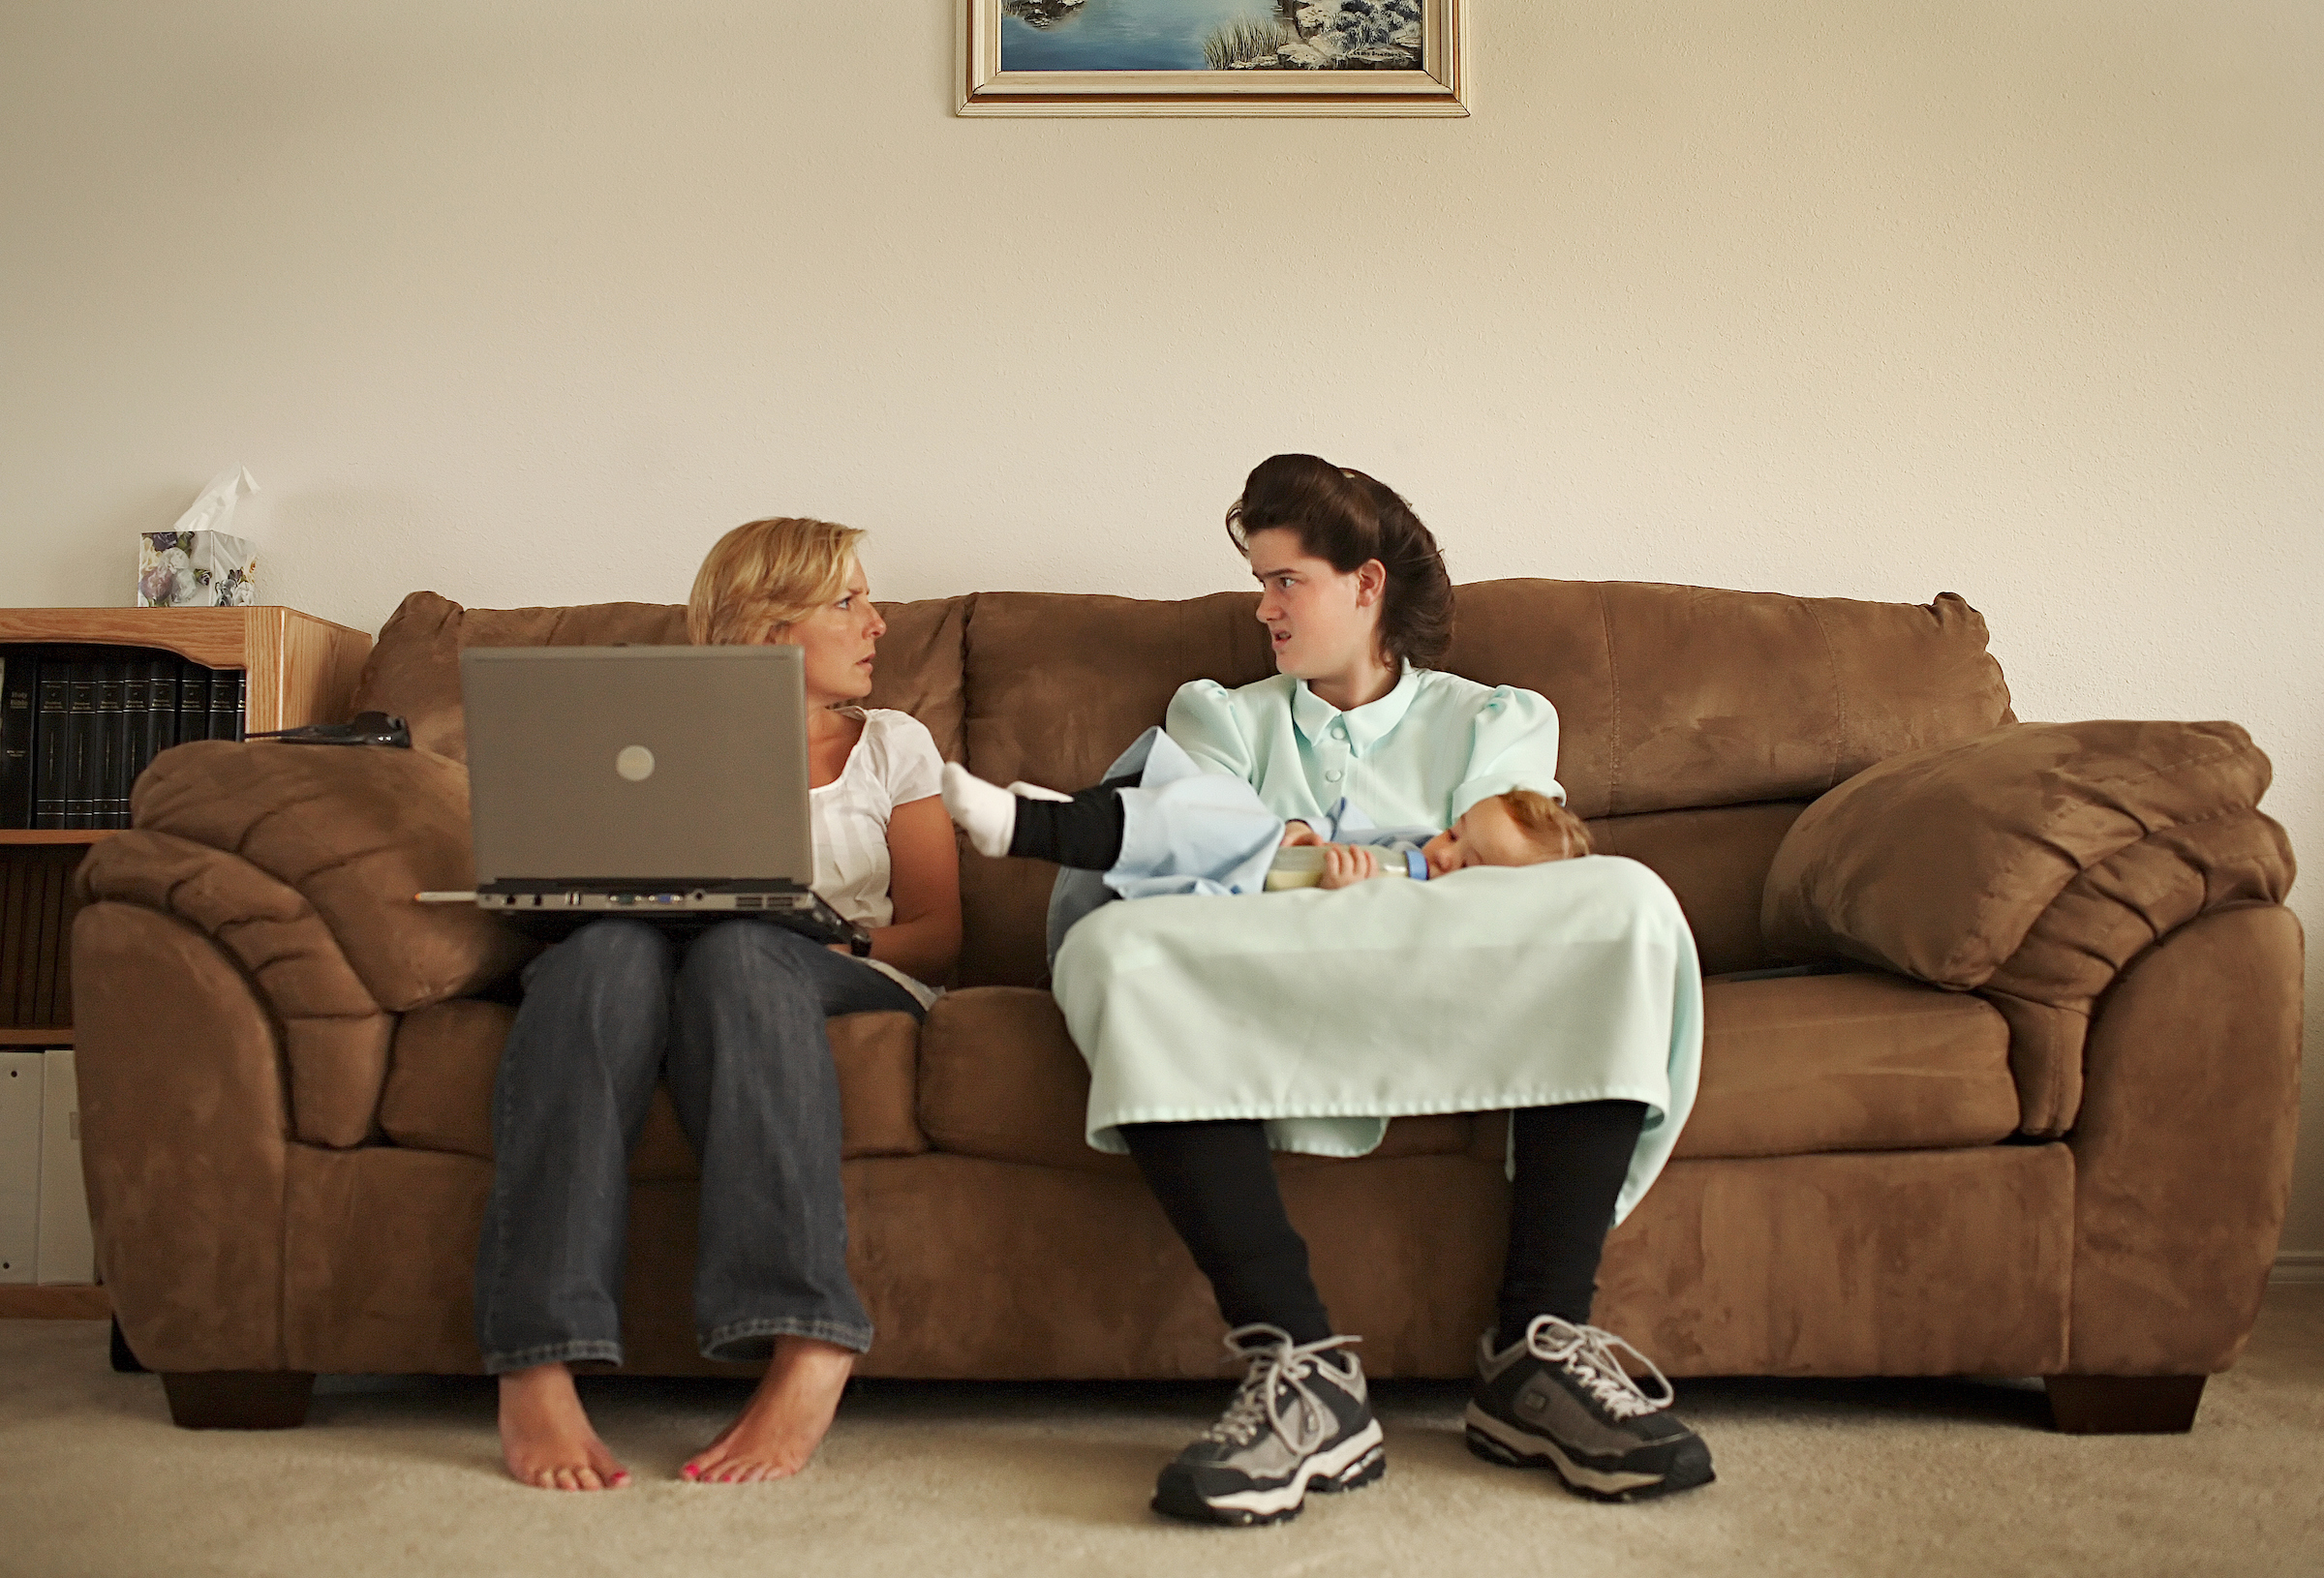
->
xmin=1464 ymin=1316 xmax=1714 ymax=1502
xmin=1151 ymin=1325 xmax=1387 ymax=1527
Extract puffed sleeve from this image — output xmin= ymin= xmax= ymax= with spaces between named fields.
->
xmin=1449 ymin=686 xmax=1564 ymax=821
xmin=1163 ymin=680 xmax=1258 ymax=784
xmin=876 ymin=712 xmax=945 ymax=807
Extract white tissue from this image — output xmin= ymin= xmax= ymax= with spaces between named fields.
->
xmin=138 ymin=466 xmax=262 ymax=607
xmin=172 ymin=465 xmax=259 ymax=537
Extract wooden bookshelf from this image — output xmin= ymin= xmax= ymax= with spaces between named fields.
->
xmin=0 ymin=606 xmax=373 ymax=737
xmin=4 ymin=610 xmax=373 ymax=1320
xmin=1 ymin=607 xmax=374 ymax=1069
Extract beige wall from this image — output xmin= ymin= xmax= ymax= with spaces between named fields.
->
xmin=4 ymin=2 xmax=2318 ymax=1253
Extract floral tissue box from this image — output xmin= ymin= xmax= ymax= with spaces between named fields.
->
xmin=138 ymin=531 xmax=260 ymax=607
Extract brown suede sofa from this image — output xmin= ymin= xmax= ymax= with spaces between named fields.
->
xmin=72 ymin=580 xmax=2302 ymax=1435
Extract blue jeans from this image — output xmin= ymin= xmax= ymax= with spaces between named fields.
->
xmin=474 ymin=919 xmax=920 ymax=1374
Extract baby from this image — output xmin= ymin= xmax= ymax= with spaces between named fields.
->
xmin=1291 ymin=787 xmax=1594 ymax=890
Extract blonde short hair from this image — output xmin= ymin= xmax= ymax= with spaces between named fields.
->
xmin=688 ymin=517 xmax=866 ymax=646
xmin=1496 ymin=788 xmax=1594 ymax=860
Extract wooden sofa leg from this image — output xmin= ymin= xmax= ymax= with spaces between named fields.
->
xmin=161 ymin=1371 xmax=317 ymax=1430
xmin=2043 ymin=1375 xmax=2207 ymax=1434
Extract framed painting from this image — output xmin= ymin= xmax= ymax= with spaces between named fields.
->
xmin=959 ymin=0 xmax=1468 ymax=117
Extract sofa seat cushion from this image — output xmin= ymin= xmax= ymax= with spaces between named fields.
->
xmin=378 ymin=998 xmax=928 ymax=1172
xmin=1676 ymin=971 xmax=2017 ymax=1159
xmin=917 ymin=986 xmax=1489 ymax=1173
xmin=920 ymin=975 xmax=2013 ymax=1171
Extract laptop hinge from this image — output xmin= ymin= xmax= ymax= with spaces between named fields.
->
xmin=480 ymin=878 xmax=808 ymax=895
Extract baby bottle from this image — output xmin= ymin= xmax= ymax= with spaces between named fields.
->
xmin=1264 ymin=844 xmax=1428 ymax=891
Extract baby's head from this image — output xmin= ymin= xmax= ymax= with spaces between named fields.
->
xmin=1422 ymin=788 xmax=1592 ymax=878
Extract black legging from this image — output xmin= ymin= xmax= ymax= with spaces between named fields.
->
xmin=1121 ymin=1100 xmax=1645 ymax=1352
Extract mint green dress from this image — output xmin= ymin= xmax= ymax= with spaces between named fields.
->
xmin=1167 ymin=667 xmax=1566 ymax=832
xmin=1051 ymin=667 xmax=1703 ymax=1225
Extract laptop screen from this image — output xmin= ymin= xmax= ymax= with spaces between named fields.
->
xmin=460 ymin=645 xmax=812 ymax=887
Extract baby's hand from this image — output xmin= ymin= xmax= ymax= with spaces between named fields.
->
xmin=1317 ymin=844 xmax=1379 ymax=889
xmin=1279 ymin=820 xmax=1327 ymax=848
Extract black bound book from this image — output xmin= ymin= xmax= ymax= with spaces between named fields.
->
xmin=0 ymin=651 xmax=35 ymax=829
xmin=210 ymin=667 xmax=244 ymax=743
xmin=49 ymin=848 xmax=79 ymax=1021
xmin=33 ymin=659 xmax=70 ymax=829
xmin=178 ymin=660 xmax=210 ymax=743
xmin=29 ymin=850 xmax=60 ymax=1027
xmin=142 ymin=652 xmax=178 ymax=790
xmin=115 ymin=661 xmax=146 ymax=829
xmin=0 ymin=854 xmax=22 ymax=1025
xmin=66 ymin=659 xmax=100 ymax=830
xmin=96 ymin=657 xmax=131 ymax=829
xmin=19 ymin=852 xmax=49 ymax=1026
xmin=16 ymin=853 xmax=47 ymax=1027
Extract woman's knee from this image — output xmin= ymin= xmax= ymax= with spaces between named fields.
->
xmin=669 ymin=925 xmax=840 ymax=1086
xmin=532 ymin=919 xmax=673 ymax=992
xmin=678 ymin=919 xmax=820 ymax=993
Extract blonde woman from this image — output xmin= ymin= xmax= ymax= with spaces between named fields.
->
xmin=478 ymin=518 xmax=960 ymax=1491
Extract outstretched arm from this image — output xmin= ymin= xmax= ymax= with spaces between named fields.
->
xmin=867 ymin=795 xmax=961 ymax=985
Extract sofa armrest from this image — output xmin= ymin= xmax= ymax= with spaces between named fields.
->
xmin=75 ymin=900 xmax=298 ymax=1371
xmin=75 ymin=743 xmax=535 ymax=1149
xmin=120 ymin=739 xmax=535 ymax=1011
xmin=1761 ymin=720 xmax=2294 ymax=1133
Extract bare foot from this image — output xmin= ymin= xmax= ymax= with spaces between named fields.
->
xmin=683 ymin=1337 xmax=856 ymax=1484
xmin=498 ymin=1363 xmax=631 ymax=1491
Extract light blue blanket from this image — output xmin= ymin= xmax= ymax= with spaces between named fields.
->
xmin=1051 ymin=853 xmax=1704 ymax=1226
xmin=1044 ymin=728 xmax=1434 ymax=961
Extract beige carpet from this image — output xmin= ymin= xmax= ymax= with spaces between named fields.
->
xmin=4 ymin=1290 xmax=2319 ymax=1578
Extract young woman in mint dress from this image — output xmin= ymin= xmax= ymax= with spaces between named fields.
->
xmin=947 ymin=455 xmax=1713 ymax=1526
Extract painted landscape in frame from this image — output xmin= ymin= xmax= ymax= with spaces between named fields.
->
xmin=961 ymin=0 xmax=1467 ymax=116
xmin=1004 ymin=1 xmax=1422 ymax=73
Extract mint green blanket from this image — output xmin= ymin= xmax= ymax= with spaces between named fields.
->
xmin=1051 ymin=855 xmax=1702 ymax=1224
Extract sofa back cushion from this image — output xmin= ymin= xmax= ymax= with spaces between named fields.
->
xmin=953 ymin=581 xmax=2009 ymax=820
xmin=951 ymin=581 xmax=2009 ymax=985
xmin=956 ymin=591 xmax=1278 ymax=791
xmin=354 ymin=580 xmax=2010 ymax=987
xmin=350 ymin=590 xmax=969 ymax=763
xmin=1442 ymin=581 xmax=2012 ymax=818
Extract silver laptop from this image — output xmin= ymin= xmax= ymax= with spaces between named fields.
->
xmin=427 ymin=645 xmax=865 ymax=948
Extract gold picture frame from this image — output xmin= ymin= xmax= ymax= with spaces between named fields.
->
xmin=959 ymin=0 xmax=1468 ymax=118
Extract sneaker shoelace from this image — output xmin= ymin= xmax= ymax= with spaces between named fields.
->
xmin=1523 ymin=1314 xmax=1675 ymax=1422
xmin=1203 ymin=1324 xmax=1363 ymax=1456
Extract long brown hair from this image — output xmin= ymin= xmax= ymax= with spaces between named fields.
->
xmin=1225 ymin=454 xmax=1454 ymax=670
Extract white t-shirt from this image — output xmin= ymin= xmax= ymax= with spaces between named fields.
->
xmin=810 ymin=708 xmax=945 ymax=1007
